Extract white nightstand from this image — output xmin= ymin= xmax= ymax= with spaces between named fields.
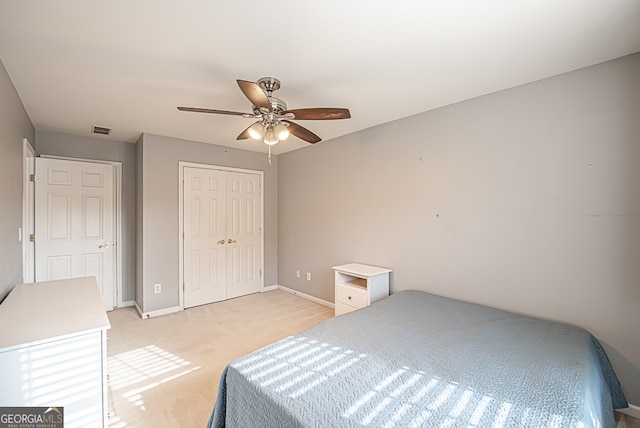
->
xmin=332 ymin=263 xmax=391 ymax=316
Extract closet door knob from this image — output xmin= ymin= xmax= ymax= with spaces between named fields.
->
xmin=228 ymin=239 xmax=236 ymax=244
xmin=218 ymin=240 xmax=225 ymax=245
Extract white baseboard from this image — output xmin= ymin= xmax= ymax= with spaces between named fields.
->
xmin=134 ymin=301 xmax=180 ymax=319
xmin=130 ymin=285 xmax=326 ymax=319
xmin=617 ymin=403 xmax=640 ymax=419
xmin=276 ymin=285 xmax=334 ymax=309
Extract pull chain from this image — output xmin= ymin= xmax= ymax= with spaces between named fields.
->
xmin=268 ymin=145 xmax=272 ymax=165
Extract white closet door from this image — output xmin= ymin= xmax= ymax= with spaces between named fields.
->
xmin=183 ymin=167 xmax=263 ymax=308
xmin=35 ymin=157 xmax=115 ymax=310
xmin=226 ymin=171 xmax=262 ymax=299
xmin=183 ymin=167 xmax=228 ymax=308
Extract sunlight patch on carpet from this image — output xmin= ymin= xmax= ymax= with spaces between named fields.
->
xmin=107 ymin=345 xmax=200 ymax=425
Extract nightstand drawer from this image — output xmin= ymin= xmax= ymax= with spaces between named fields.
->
xmin=335 ymin=282 xmax=367 ymax=308
xmin=335 ymin=301 xmax=358 ymax=316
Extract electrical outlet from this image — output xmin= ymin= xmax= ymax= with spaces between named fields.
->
xmin=296 ymin=270 xmax=301 ymax=278
xmin=154 ymin=283 xmax=162 ymax=294
xmin=306 ymin=272 xmax=312 ymax=281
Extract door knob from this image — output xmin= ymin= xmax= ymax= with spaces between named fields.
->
xmin=218 ymin=240 xmax=225 ymax=245
xmin=228 ymin=239 xmax=236 ymax=244
xmin=99 ymin=242 xmax=111 ymax=249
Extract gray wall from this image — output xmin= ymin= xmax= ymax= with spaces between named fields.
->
xmin=136 ymin=133 xmax=278 ymax=313
xmin=278 ymin=53 xmax=640 ymax=405
xmin=34 ymin=130 xmax=137 ymax=302
xmin=0 ymin=59 xmax=35 ymax=301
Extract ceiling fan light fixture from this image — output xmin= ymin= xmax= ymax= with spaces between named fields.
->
xmin=248 ymin=121 xmax=265 ymax=140
xmin=263 ymin=128 xmax=278 ymax=146
xmin=274 ymin=122 xmax=290 ymax=140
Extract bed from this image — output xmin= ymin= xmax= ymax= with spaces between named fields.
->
xmin=207 ymin=290 xmax=627 ymax=427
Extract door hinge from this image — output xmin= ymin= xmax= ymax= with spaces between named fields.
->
xmin=259 ymin=269 xmax=262 ymax=277
xmin=29 ymin=234 xmax=35 ymax=242
xmin=29 ymin=174 xmax=35 ymax=182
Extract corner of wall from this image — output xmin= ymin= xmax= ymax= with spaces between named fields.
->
xmin=135 ymin=134 xmax=144 ymax=311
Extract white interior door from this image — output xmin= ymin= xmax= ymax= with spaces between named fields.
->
xmin=35 ymin=157 xmax=115 ymax=310
xmin=226 ymin=171 xmax=262 ymax=299
xmin=183 ymin=167 xmax=227 ymax=308
xmin=183 ymin=166 xmax=262 ymax=308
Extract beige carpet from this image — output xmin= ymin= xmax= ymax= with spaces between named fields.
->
xmin=617 ymin=412 xmax=640 ymax=428
xmin=106 ymin=290 xmax=334 ymax=427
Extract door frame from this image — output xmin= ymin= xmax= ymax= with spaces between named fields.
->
xmin=22 ymin=138 xmax=36 ymax=284
xmin=178 ymin=161 xmax=264 ymax=311
xmin=34 ymin=155 xmax=124 ymax=308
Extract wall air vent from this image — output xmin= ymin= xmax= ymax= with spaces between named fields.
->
xmin=92 ymin=125 xmax=112 ymax=136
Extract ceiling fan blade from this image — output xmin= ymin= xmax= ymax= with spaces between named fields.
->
xmin=283 ymin=108 xmax=351 ymax=120
xmin=283 ymin=120 xmax=321 ymax=144
xmin=177 ymin=106 xmax=253 ymax=117
xmin=237 ymin=80 xmax=272 ymax=112
xmin=236 ymin=125 xmax=252 ymax=140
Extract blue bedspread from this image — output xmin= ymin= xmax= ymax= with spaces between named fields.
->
xmin=208 ymin=290 xmax=627 ymax=427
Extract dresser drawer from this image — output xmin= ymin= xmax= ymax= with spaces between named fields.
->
xmin=335 ymin=282 xmax=367 ymax=308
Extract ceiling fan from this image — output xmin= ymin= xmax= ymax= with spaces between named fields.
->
xmin=178 ymin=77 xmax=351 ymax=161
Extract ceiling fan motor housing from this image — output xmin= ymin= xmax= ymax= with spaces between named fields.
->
xmin=253 ymin=97 xmax=287 ymax=115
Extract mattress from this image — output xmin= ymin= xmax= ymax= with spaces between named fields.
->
xmin=208 ymin=290 xmax=627 ymax=427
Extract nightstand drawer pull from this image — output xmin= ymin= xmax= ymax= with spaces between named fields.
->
xmin=335 ymin=283 xmax=367 ymax=308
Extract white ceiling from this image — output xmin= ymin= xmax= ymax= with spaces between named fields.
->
xmin=1 ymin=1 xmax=639 ymax=155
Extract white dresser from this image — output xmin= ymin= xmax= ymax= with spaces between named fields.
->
xmin=333 ymin=263 xmax=391 ymax=316
xmin=0 ymin=277 xmax=110 ymax=427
